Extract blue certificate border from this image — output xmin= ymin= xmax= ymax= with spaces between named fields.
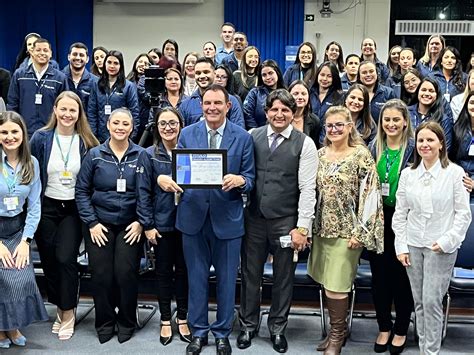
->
xmin=172 ymin=149 xmax=228 ymax=189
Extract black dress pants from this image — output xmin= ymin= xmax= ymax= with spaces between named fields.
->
xmin=239 ymin=212 xmax=297 ymax=335
xmin=368 ymin=205 xmax=414 ymax=336
xmin=35 ymin=197 xmax=83 ymax=310
xmin=155 ymin=230 xmax=188 ymax=321
xmin=85 ymin=222 xmax=142 ymax=337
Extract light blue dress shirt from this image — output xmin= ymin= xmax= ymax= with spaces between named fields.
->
xmin=0 ymin=151 xmax=42 ymax=239
xmin=206 ymin=120 xmax=226 ymax=149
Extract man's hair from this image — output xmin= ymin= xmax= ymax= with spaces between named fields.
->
xmin=221 ymin=22 xmax=235 ymax=30
xmin=203 ymin=84 xmax=230 ymax=103
xmin=345 ymin=53 xmax=360 ymax=64
xmin=69 ymin=42 xmax=88 ymax=55
xmin=33 ymin=38 xmax=51 ymax=49
xmin=234 ymin=31 xmax=247 ymax=40
xmin=265 ymin=89 xmax=297 ymax=114
xmin=195 ymin=57 xmax=215 ymax=70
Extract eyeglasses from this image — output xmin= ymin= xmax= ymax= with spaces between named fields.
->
xmin=325 ymin=122 xmax=350 ymax=131
xmin=300 ymin=51 xmax=312 ymax=55
xmin=157 ymin=120 xmax=179 ymax=129
xmin=215 ymin=75 xmax=228 ymax=80
xmin=234 ymin=37 xmax=246 ymax=42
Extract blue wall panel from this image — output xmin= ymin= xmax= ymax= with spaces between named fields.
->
xmin=224 ymin=0 xmax=304 ymax=70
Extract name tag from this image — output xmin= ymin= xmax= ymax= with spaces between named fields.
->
xmin=381 ymin=183 xmax=390 ymax=197
xmin=116 ymin=178 xmax=126 ymax=192
xmin=35 ymin=94 xmax=43 ymax=105
xmin=443 ymin=93 xmax=451 ymax=102
xmin=104 ymin=104 xmax=112 ymax=115
xmin=469 ymin=144 xmax=474 ymax=157
xmin=59 ymin=171 xmax=73 ymax=185
xmin=3 ymin=196 xmax=19 ymax=211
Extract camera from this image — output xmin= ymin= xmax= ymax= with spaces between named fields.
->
xmin=144 ymin=65 xmax=166 ymax=107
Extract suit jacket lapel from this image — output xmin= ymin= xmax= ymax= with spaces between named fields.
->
xmin=220 ymin=121 xmax=236 ymax=150
xmin=196 ymin=121 xmax=208 ymax=149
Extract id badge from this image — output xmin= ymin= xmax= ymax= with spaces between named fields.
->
xmin=59 ymin=171 xmax=73 ymax=185
xmin=443 ymin=93 xmax=451 ymax=102
xmin=35 ymin=94 xmax=43 ymax=105
xmin=3 ymin=196 xmax=19 ymax=211
xmin=381 ymin=183 xmax=390 ymax=197
xmin=104 ymin=104 xmax=112 ymax=115
xmin=469 ymin=143 xmax=474 ymax=157
xmin=116 ymin=178 xmax=126 ymax=192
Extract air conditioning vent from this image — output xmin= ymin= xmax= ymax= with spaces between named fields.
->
xmin=395 ymin=20 xmax=473 ymax=36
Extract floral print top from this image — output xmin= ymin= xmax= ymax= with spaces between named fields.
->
xmin=313 ymin=145 xmax=384 ymax=253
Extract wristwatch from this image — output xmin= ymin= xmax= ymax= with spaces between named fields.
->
xmin=297 ymin=227 xmax=309 ymax=236
xmin=23 ymin=237 xmax=33 ymax=245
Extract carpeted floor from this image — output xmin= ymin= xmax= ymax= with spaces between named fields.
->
xmin=4 ymin=301 xmax=474 ymax=354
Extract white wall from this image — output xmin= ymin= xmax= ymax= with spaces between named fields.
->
xmin=93 ymin=0 xmax=224 ymax=71
xmin=93 ymin=0 xmax=391 ymax=71
xmin=304 ymin=0 xmax=391 ymax=64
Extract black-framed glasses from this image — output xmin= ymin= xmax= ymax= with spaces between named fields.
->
xmin=158 ymin=120 xmax=179 ymax=129
xmin=325 ymin=122 xmax=350 ymax=131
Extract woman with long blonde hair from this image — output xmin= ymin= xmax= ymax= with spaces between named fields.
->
xmin=30 ymin=91 xmax=98 ymax=340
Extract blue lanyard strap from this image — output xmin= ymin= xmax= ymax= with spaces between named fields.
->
xmin=384 ymin=145 xmax=401 ymax=182
xmin=1 ymin=164 xmax=19 ymax=195
xmin=106 ymin=87 xmax=117 ymax=105
xmin=54 ymin=130 xmax=76 ymax=170
xmin=111 ymin=155 xmax=128 ymax=179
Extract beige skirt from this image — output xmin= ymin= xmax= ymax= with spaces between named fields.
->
xmin=307 ymin=237 xmax=362 ymax=293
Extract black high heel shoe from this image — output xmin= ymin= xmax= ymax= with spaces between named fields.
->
xmin=176 ymin=318 xmax=192 ymax=343
xmin=374 ymin=332 xmax=393 ymax=353
xmin=160 ymin=322 xmax=173 ymax=346
xmin=389 ymin=336 xmax=407 ymax=354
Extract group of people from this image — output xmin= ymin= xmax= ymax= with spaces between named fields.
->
xmin=0 ymin=23 xmax=473 ymax=355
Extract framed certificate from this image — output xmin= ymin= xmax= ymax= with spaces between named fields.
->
xmin=172 ymin=149 xmax=227 ymax=188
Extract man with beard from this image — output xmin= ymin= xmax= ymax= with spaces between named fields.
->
xmin=215 ymin=22 xmax=235 ymax=65
xmin=179 ymin=57 xmax=244 ymax=128
xmin=62 ymin=42 xmax=96 ymax=112
xmin=7 ymin=38 xmax=68 ymax=136
xmin=222 ymin=32 xmax=248 ymax=73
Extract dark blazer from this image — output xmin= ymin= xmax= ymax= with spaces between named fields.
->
xmin=75 ymin=139 xmax=145 ymax=228
xmin=175 ymin=120 xmax=255 ymax=239
xmin=30 ymin=129 xmax=88 ymax=198
xmin=408 ymin=101 xmax=453 ymax=152
xmin=303 ymin=112 xmax=321 ymax=148
xmin=243 ymin=86 xmax=271 ymax=129
xmin=0 ymin=68 xmax=11 ymax=104
xmin=7 ymin=64 xmax=68 ymax=136
xmin=368 ymin=137 xmax=415 ymax=171
xmin=137 ymin=143 xmax=177 ymax=232
xmin=369 ymin=84 xmax=396 ymax=123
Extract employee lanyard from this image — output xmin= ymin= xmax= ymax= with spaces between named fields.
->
xmin=34 ymin=78 xmax=47 ymax=94
xmin=54 ymin=130 xmax=76 ymax=171
xmin=106 ymin=87 xmax=117 ymax=105
xmin=111 ymin=155 xmax=128 ymax=179
xmin=2 ymin=164 xmax=20 ymax=195
xmin=384 ymin=146 xmax=401 ymax=183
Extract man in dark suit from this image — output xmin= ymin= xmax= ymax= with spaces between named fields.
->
xmin=158 ymin=84 xmax=255 ymax=355
xmin=237 ymin=89 xmax=317 ymax=353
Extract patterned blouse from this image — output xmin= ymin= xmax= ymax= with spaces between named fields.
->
xmin=313 ymin=144 xmax=384 ymax=253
